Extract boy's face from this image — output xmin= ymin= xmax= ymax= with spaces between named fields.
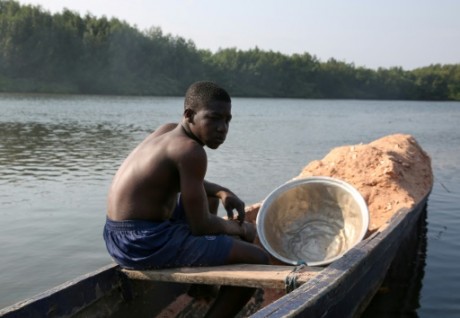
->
xmin=190 ymin=100 xmax=232 ymax=149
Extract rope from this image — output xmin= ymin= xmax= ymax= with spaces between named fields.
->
xmin=284 ymin=262 xmax=306 ymax=293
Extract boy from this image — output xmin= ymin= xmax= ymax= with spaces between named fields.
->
xmin=104 ymin=81 xmax=269 ymax=317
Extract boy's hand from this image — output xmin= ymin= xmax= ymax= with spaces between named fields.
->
xmin=220 ymin=191 xmax=245 ymax=224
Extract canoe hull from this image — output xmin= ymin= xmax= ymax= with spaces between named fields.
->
xmin=0 ymin=196 xmax=429 ymax=318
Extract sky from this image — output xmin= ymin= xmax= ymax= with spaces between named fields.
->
xmin=18 ymin=0 xmax=460 ymax=70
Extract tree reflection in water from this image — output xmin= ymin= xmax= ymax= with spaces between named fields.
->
xmin=0 ymin=121 xmax=144 ymax=183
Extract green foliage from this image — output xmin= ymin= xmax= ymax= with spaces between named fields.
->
xmin=0 ymin=0 xmax=459 ymax=100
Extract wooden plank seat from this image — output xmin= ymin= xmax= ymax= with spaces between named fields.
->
xmin=121 ymin=264 xmax=322 ymax=290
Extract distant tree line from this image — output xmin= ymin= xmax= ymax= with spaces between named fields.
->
xmin=1 ymin=0 xmax=459 ymax=100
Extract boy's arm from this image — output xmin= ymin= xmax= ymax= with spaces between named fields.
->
xmin=204 ymin=180 xmax=245 ymax=223
xmin=178 ymin=145 xmax=254 ymax=241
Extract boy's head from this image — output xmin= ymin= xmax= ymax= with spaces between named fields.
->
xmin=184 ymin=81 xmax=231 ymax=111
xmin=182 ymin=81 xmax=232 ymax=149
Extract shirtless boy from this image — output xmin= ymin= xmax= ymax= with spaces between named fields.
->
xmin=104 ymin=81 xmax=269 ymax=317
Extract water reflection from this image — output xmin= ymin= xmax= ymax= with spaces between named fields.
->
xmin=361 ymin=207 xmax=428 ymax=317
xmin=0 ymin=121 xmax=145 ymax=184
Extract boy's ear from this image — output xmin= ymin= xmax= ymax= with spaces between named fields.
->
xmin=184 ymin=108 xmax=195 ymax=122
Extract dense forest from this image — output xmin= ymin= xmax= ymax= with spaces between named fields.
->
xmin=1 ymin=0 xmax=459 ymax=100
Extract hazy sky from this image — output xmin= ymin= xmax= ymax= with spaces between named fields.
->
xmin=19 ymin=0 xmax=460 ymax=70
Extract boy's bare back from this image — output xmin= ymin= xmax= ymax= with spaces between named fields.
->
xmin=107 ymin=123 xmax=200 ymax=221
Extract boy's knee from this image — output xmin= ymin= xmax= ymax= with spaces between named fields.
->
xmin=254 ymin=247 xmax=270 ymax=265
xmin=226 ymin=241 xmax=270 ymax=265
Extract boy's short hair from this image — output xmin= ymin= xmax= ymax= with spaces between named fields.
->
xmin=184 ymin=81 xmax=231 ymax=110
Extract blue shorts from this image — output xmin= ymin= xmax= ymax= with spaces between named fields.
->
xmin=103 ymin=198 xmax=234 ymax=270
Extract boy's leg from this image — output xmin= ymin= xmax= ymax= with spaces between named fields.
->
xmin=205 ymin=285 xmax=255 ymax=318
xmin=206 ymin=196 xmax=270 ymax=317
xmin=208 ymin=196 xmax=219 ymax=215
xmin=205 ymin=239 xmax=269 ymax=318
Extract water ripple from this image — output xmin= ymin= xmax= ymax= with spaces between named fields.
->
xmin=0 ymin=121 xmax=140 ymax=186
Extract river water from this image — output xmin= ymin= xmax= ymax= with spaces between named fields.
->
xmin=1 ymin=94 xmax=459 ymax=316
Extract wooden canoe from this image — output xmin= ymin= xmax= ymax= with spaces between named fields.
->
xmin=0 ymin=134 xmax=433 ymax=317
xmin=0 ymin=197 xmax=429 ymax=318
